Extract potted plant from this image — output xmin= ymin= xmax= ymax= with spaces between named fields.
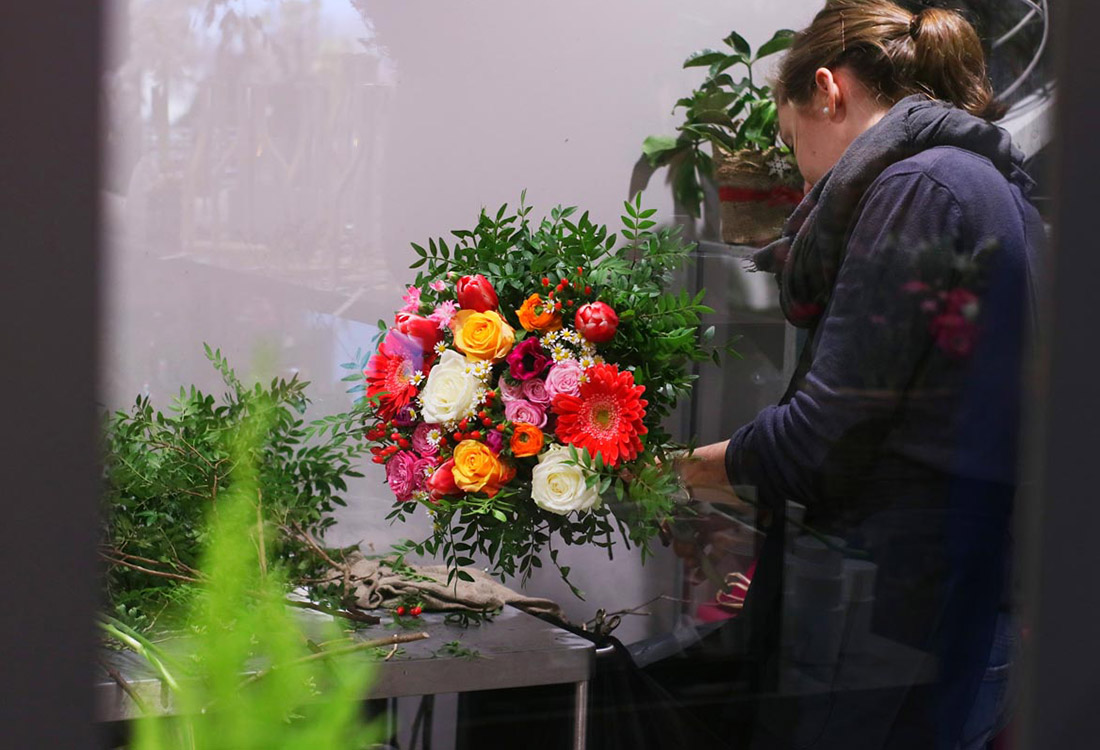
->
xmin=642 ymin=29 xmax=803 ymax=246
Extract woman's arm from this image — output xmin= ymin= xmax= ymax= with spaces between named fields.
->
xmin=724 ymin=167 xmax=969 ymax=506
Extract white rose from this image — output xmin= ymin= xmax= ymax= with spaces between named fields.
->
xmin=419 ymin=349 xmax=480 ymax=424
xmin=531 ymin=445 xmax=601 ymax=516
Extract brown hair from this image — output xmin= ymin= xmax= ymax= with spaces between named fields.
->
xmin=774 ymin=0 xmax=1006 ymax=120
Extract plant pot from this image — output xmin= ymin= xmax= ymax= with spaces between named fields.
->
xmin=714 ymin=148 xmax=803 ymax=246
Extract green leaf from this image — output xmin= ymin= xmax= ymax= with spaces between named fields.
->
xmin=683 ymin=49 xmax=728 ymax=68
xmin=754 ymin=29 xmax=795 ymax=61
xmin=723 ymin=31 xmax=751 ymax=58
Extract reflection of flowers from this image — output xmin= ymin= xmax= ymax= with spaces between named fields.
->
xmin=930 ymin=313 xmax=979 ymax=359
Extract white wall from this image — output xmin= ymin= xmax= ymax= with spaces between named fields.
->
xmin=102 ymin=0 xmax=820 ymax=638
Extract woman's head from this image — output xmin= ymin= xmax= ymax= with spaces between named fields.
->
xmin=774 ymin=0 xmax=1002 ymax=187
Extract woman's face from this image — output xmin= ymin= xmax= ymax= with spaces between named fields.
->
xmin=777 ymin=67 xmax=890 ymax=189
xmin=777 ymin=99 xmax=846 ymax=190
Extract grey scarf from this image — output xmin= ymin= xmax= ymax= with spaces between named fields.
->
xmin=751 ymin=94 xmax=1033 ymax=328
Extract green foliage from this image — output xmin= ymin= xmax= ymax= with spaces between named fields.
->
xmin=105 ymin=398 xmax=382 ymax=750
xmin=348 ymin=194 xmax=728 ymax=596
xmin=101 ymin=345 xmax=371 ymax=631
xmin=642 ymin=28 xmax=797 ymax=216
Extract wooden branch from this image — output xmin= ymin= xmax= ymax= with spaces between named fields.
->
xmin=238 ymin=632 xmax=430 ymax=689
xmin=282 ymin=598 xmax=379 ymax=625
xmin=101 ymin=554 xmax=203 ymax=585
xmin=99 ymin=658 xmax=150 ymax=713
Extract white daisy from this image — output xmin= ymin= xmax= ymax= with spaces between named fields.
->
xmin=434 ymin=341 xmax=448 ymax=356
xmin=578 ymin=355 xmax=596 ymax=369
xmin=427 ymin=428 xmax=442 ymax=446
xmin=411 ymin=370 xmax=425 ymax=385
xmin=552 ymin=344 xmax=571 ymax=362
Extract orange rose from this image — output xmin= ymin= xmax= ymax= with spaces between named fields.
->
xmin=516 ymin=294 xmax=563 ymax=333
xmin=510 ymin=423 xmax=545 ymax=458
xmin=450 ymin=309 xmax=515 ymax=362
xmin=452 ymin=439 xmax=516 ymax=497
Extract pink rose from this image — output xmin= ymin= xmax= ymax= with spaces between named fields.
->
xmin=499 ymin=377 xmax=525 ymax=404
xmin=545 ymin=359 xmax=583 ymax=400
xmin=412 ymin=456 xmax=437 ymax=492
xmin=504 ymin=398 xmax=547 ymax=429
xmin=385 ymin=451 xmax=418 ymax=503
xmin=412 ymin=423 xmax=439 ymax=457
xmin=522 ymin=378 xmax=551 ymax=406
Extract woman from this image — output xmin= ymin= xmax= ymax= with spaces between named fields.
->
xmin=674 ymin=2 xmax=1043 ymax=748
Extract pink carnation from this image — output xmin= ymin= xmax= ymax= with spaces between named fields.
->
xmin=545 ymin=359 xmax=583 ymax=400
xmin=400 ymin=285 xmax=422 ymax=313
xmin=412 ymin=423 xmax=440 ymax=457
xmin=429 ymin=279 xmax=447 ymax=292
xmin=429 ymin=300 xmax=459 ymax=330
xmin=386 ymin=451 xmax=419 ymax=502
xmin=504 ymin=398 xmax=547 ymax=429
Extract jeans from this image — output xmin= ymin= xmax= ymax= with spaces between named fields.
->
xmin=957 ymin=613 xmax=1018 ymax=750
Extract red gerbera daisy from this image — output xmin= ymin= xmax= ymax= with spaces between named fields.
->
xmin=552 ymin=363 xmax=647 ymax=468
xmin=365 ymin=331 xmax=429 ymax=421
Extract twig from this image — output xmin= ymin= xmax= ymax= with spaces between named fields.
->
xmin=287 ymin=521 xmax=352 ymax=594
xmin=383 ymin=644 xmax=401 ymax=661
xmin=283 ymin=598 xmax=380 ymax=625
xmin=99 ymin=658 xmax=150 ymax=713
xmin=101 ymin=554 xmax=203 ymax=584
xmin=238 ymin=632 xmax=430 ymax=689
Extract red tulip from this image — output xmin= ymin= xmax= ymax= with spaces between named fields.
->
xmin=456 ymin=274 xmax=499 ymax=312
xmin=394 ymin=311 xmax=442 ymax=354
xmin=427 ymin=459 xmax=462 ymax=500
xmin=574 ymin=301 xmax=619 ymax=343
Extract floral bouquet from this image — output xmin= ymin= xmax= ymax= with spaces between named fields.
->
xmin=342 ymin=195 xmax=725 ymax=595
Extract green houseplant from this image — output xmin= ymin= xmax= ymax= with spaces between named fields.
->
xmin=642 ymin=29 xmax=802 ymax=245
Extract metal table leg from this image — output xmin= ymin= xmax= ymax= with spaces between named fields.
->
xmin=572 ymin=679 xmax=589 ymax=750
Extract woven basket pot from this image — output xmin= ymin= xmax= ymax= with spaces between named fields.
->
xmin=714 ymin=149 xmax=803 ymax=246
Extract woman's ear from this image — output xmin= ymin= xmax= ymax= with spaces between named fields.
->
xmin=813 ymin=67 xmax=841 ymax=118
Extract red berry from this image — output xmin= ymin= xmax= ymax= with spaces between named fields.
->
xmin=453 ymin=432 xmax=463 ymax=442
xmin=390 ymin=431 xmax=401 ymax=441
xmin=459 ymin=418 xmax=469 ymax=430
xmin=398 ymin=438 xmax=411 ymax=449
xmin=577 ymin=266 xmax=583 ymax=276
xmin=496 ymin=424 xmax=506 ymax=432
xmin=485 ymin=391 xmax=495 ymax=401
xmin=556 ymin=281 xmax=565 ymax=291
xmin=370 ymin=446 xmax=383 ymax=455
xmin=471 ymin=431 xmax=481 ymax=440
xmin=478 ymin=410 xmax=487 ymax=419
xmin=567 ymin=299 xmax=574 ymax=307
xmin=585 ymin=285 xmax=592 ymax=295
xmin=372 ymin=456 xmax=385 ymax=464
xmin=411 ymin=606 xmax=423 ymax=617
xmin=482 ymin=417 xmax=492 ymax=427
xmin=541 ymin=277 xmax=549 ymax=286
xmin=396 ymin=606 xmax=406 ymax=616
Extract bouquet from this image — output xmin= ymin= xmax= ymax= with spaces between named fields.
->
xmin=342 ymin=194 xmax=726 ymax=595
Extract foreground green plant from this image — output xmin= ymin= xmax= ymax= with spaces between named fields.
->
xmin=104 ymin=398 xmax=395 ymax=750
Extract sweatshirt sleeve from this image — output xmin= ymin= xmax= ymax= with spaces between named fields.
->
xmin=725 ymin=169 xmax=966 ymax=505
